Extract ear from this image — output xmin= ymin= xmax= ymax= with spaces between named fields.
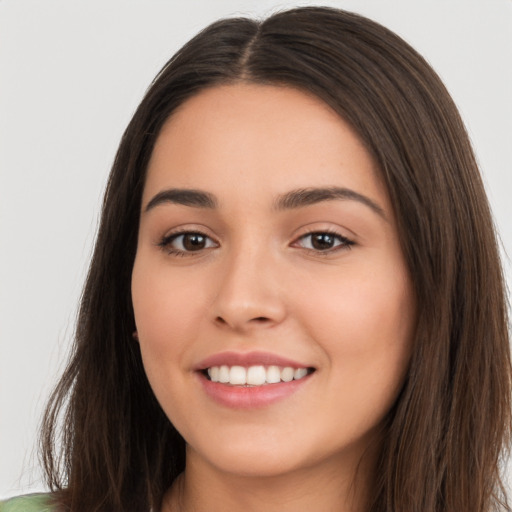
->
xmin=132 ymin=331 xmax=139 ymax=341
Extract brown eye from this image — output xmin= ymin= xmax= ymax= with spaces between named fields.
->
xmin=296 ymin=232 xmax=354 ymax=252
xmin=182 ymin=233 xmax=208 ymax=251
xmin=311 ymin=233 xmax=336 ymax=250
xmin=160 ymin=231 xmax=217 ymax=255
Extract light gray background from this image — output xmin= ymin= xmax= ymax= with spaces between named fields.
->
xmin=1 ymin=0 xmax=511 ymax=499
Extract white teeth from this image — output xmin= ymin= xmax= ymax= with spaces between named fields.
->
xmin=294 ymin=368 xmax=308 ymax=380
xmin=219 ymin=365 xmax=230 ymax=383
xmin=281 ymin=367 xmax=294 ymax=382
xmin=229 ymin=366 xmax=247 ymax=385
xmin=206 ymin=364 xmax=311 ymax=386
xmin=266 ymin=365 xmax=281 ymax=384
xmin=209 ymin=366 xmax=220 ymax=382
xmin=247 ymin=365 xmax=266 ymax=386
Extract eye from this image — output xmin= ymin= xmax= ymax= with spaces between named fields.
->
xmin=159 ymin=231 xmax=218 ymax=255
xmin=294 ymin=231 xmax=354 ymax=252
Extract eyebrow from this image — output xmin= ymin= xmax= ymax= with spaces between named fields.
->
xmin=144 ymin=186 xmax=386 ymax=220
xmin=274 ymin=187 xmax=387 ymax=220
xmin=145 ymin=188 xmax=217 ymax=212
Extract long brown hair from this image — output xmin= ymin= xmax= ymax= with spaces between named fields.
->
xmin=40 ymin=7 xmax=511 ymax=511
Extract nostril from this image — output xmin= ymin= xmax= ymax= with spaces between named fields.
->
xmin=215 ymin=315 xmax=270 ymax=328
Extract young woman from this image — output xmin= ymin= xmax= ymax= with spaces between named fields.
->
xmin=2 ymin=6 xmax=510 ymax=512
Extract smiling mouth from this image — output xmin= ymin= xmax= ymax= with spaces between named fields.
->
xmin=202 ymin=365 xmax=315 ymax=387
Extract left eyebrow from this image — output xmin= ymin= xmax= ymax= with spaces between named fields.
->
xmin=273 ymin=186 xmax=387 ymax=221
xmin=144 ymin=188 xmax=218 ymax=212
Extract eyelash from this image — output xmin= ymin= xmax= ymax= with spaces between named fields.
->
xmin=157 ymin=229 xmax=354 ymax=257
xmin=294 ymin=229 xmax=354 ymax=254
xmin=158 ymin=229 xmax=218 ymax=257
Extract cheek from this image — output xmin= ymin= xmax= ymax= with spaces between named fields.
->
xmin=303 ymin=268 xmax=414 ymax=437
xmin=131 ymin=259 xmax=210 ymax=377
xmin=131 ymin=260 xmax=207 ymax=422
xmin=300 ymin=261 xmax=414 ymax=386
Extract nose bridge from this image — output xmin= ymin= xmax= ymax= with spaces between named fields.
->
xmin=212 ymin=232 xmax=285 ymax=330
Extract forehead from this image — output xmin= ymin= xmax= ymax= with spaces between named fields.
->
xmin=144 ymin=83 xmax=388 ymax=211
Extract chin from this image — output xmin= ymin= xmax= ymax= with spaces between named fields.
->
xmin=186 ymin=431 xmax=316 ymax=478
xmin=185 ymin=426 xmax=371 ymax=481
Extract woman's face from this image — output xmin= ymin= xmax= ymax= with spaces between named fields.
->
xmin=132 ymin=84 xmax=415 ymax=478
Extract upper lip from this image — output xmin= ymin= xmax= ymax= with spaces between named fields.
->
xmin=195 ymin=351 xmax=312 ymax=371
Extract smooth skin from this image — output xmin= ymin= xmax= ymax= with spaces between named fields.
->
xmin=131 ymin=84 xmax=416 ymax=512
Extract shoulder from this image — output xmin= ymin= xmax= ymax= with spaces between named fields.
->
xmin=0 ymin=493 xmax=56 ymax=512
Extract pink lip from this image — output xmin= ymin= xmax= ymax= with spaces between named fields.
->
xmin=194 ymin=351 xmax=315 ymax=409
xmin=197 ymin=372 xmax=313 ymax=409
xmin=195 ymin=351 xmax=310 ymax=370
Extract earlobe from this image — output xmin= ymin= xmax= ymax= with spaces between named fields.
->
xmin=132 ymin=331 xmax=139 ymax=341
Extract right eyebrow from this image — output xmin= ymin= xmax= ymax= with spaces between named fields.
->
xmin=273 ymin=186 xmax=387 ymax=221
xmin=144 ymin=188 xmax=218 ymax=212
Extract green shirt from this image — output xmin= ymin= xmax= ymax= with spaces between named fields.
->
xmin=0 ymin=494 xmax=54 ymax=512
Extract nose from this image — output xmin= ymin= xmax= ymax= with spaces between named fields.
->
xmin=211 ymin=246 xmax=287 ymax=332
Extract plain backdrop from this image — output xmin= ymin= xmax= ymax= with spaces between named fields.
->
xmin=1 ymin=0 xmax=511 ymax=499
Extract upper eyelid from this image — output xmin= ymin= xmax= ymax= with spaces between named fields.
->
xmin=298 ymin=227 xmax=350 ymax=237
xmin=160 ymin=225 xmax=217 ymax=241
xmin=157 ymin=226 xmax=355 ymax=250
xmin=294 ymin=226 xmax=355 ymax=242
xmin=160 ymin=230 xmax=217 ymax=244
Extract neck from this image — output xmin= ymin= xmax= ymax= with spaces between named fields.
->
xmin=163 ymin=443 xmax=377 ymax=512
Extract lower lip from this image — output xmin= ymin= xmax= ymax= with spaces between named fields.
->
xmin=198 ymin=372 xmax=313 ymax=409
